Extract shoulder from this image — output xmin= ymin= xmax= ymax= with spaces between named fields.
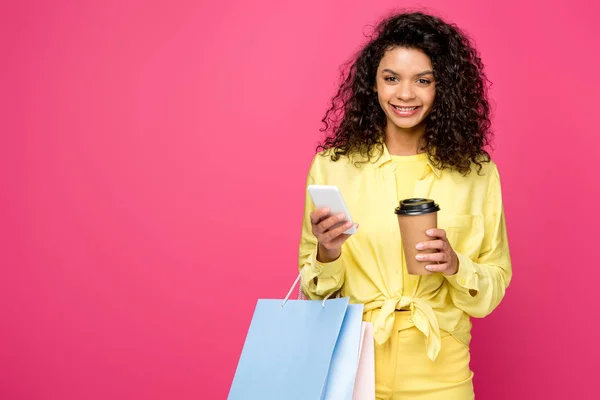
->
xmin=478 ymin=159 xmax=501 ymax=186
xmin=476 ymin=159 xmax=499 ymax=179
xmin=308 ymin=148 xmax=364 ymax=178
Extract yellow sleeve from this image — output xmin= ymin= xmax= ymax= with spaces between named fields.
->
xmin=445 ymin=164 xmax=512 ymax=317
xmin=298 ymin=157 xmax=345 ymax=300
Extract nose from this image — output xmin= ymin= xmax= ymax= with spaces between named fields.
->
xmin=396 ymin=82 xmax=415 ymax=101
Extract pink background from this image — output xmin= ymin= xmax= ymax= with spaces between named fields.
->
xmin=1 ymin=0 xmax=599 ymax=399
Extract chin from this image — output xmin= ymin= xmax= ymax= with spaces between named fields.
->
xmin=391 ymin=118 xmax=425 ymax=130
xmin=396 ymin=123 xmax=420 ymax=129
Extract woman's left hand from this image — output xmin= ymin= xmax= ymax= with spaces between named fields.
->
xmin=415 ymin=229 xmax=459 ymax=275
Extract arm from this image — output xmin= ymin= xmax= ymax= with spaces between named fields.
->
xmin=445 ymin=164 xmax=513 ymax=317
xmin=298 ymin=161 xmax=346 ymax=300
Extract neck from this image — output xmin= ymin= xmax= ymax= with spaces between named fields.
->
xmin=384 ymin=123 xmax=427 ymax=156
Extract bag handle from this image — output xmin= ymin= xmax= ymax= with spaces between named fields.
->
xmin=281 ymin=270 xmax=335 ymax=308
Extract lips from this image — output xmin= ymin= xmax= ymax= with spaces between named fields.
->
xmin=390 ymin=104 xmax=421 ymax=117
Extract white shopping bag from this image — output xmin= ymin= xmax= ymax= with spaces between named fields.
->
xmin=353 ymin=322 xmax=375 ymax=400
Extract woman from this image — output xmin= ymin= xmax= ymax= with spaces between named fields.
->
xmin=298 ymin=11 xmax=512 ymax=399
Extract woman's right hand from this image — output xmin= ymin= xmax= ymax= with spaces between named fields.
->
xmin=310 ymin=208 xmax=358 ymax=263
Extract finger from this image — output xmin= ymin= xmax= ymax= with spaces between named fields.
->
xmin=310 ymin=208 xmax=331 ymax=225
xmin=316 ymin=213 xmax=347 ymax=234
xmin=415 ymin=239 xmax=447 ymax=251
xmin=321 ymin=221 xmax=356 ymax=243
xmin=424 ymin=262 xmax=449 ymax=272
xmin=426 ymin=229 xmax=447 ymax=240
xmin=325 ymin=233 xmax=354 ymax=249
xmin=416 ymin=252 xmax=449 ymax=263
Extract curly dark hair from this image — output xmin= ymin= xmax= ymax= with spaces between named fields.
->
xmin=317 ymin=11 xmax=493 ymax=175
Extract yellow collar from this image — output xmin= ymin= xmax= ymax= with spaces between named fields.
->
xmin=372 ymin=143 xmax=442 ymax=178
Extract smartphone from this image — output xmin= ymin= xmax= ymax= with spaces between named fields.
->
xmin=307 ymin=185 xmax=357 ymax=235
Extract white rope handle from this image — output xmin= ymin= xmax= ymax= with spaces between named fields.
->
xmin=321 ymin=290 xmax=335 ymax=308
xmin=281 ymin=272 xmax=303 ymax=308
xmin=281 ymin=270 xmax=334 ymax=308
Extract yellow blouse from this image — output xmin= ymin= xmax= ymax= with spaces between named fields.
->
xmin=298 ymin=145 xmax=512 ymax=361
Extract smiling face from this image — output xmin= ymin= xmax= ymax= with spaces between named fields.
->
xmin=374 ymin=47 xmax=436 ymax=136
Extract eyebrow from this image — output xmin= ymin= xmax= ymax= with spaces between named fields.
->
xmin=382 ymin=69 xmax=434 ymax=77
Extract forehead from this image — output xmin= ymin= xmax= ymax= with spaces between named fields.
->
xmin=377 ymin=47 xmax=433 ymax=72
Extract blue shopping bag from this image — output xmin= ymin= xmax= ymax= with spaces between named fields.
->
xmin=228 ymin=273 xmax=365 ymax=400
xmin=322 ymin=302 xmax=364 ymax=400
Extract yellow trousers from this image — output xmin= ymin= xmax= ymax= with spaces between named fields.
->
xmin=363 ymin=310 xmax=474 ymax=400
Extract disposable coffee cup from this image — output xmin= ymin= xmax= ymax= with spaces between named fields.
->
xmin=394 ymin=198 xmax=441 ymax=275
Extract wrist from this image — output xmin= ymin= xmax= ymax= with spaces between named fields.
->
xmin=317 ymin=243 xmax=341 ymax=263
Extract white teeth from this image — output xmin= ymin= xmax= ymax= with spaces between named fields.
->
xmin=393 ymin=106 xmax=417 ymax=111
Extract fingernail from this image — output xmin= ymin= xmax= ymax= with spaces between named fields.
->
xmin=338 ymin=214 xmax=346 ymax=220
xmin=426 ymin=230 xmax=434 ymax=235
xmin=416 ymin=243 xmax=424 ymax=250
xmin=425 ymin=265 xmax=434 ymax=271
xmin=345 ymin=221 xmax=353 ymax=227
xmin=416 ymin=254 xmax=424 ymax=260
